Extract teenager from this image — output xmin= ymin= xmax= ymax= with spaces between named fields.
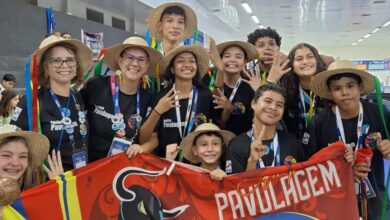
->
xmin=226 ymin=84 xmax=306 ymax=174
xmin=11 ymin=35 xmax=93 ymax=171
xmin=0 ymin=90 xmax=19 ymax=125
xmin=304 ymin=60 xmax=390 ymax=219
xmin=130 ymin=45 xmax=212 ymax=159
xmin=280 ymin=43 xmax=330 ymax=139
xmin=80 ymin=37 xmax=162 ymax=162
xmin=0 ymin=74 xmax=17 ymax=93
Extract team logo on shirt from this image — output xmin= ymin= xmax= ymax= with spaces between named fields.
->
xmin=302 ymin=132 xmax=310 ymax=145
xmin=128 ymin=114 xmax=142 ymax=130
xmin=94 ymin=105 xmax=114 ymax=119
xmin=194 ymin=113 xmax=207 ymax=126
xmin=231 ymin=102 xmax=245 ymax=115
xmin=11 ymin=107 xmax=22 ymax=121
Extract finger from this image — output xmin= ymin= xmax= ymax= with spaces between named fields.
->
xmin=281 ymin=67 xmax=291 ymax=75
xmin=264 ymin=60 xmax=273 ymax=65
xmin=241 ymin=78 xmax=250 ymax=85
xmin=57 ymin=150 xmax=62 ymax=167
xmin=216 ymin=88 xmax=223 ymax=97
xmin=252 ymin=124 xmax=258 ymax=140
xmin=280 ymin=59 xmax=290 ymax=69
xmin=47 ymin=154 xmax=55 ymax=170
xmin=258 ymin=124 xmax=267 ymax=140
xmin=376 ymin=133 xmax=382 ymax=145
xmin=165 ymin=87 xmax=175 ymax=97
xmin=42 ymin=164 xmax=51 ymax=175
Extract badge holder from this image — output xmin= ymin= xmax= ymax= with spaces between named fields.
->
xmin=72 ymin=149 xmax=88 ymax=169
xmin=108 ymin=137 xmax=133 ymax=156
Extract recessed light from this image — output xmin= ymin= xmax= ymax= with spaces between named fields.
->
xmin=353 ymin=22 xmax=361 ymax=25
xmin=361 ymin=13 xmax=371 ymax=16
xmin=383 ymin=20 xmax=390 ymax=27
xmin=352 ymin=43 xmax=357 ymax=46
xmin=358 ymin=38 xmax=364 ymax=42
xmin=364 ymin=33 xmax=371 ymax=39
xmin=212 ymin=9 xmax=220 ymax=12
xmin=372 ymin=27 xmax=381 ymax=33
xmin=373 ymin=0 xmax=386 ymax=3
xmin=280 ymin=5 xmax=291 ymax=8
xmin=285 ymin=16 xmax=292 ymax=19
xmin=286 ymin=25 xmax=294 ymax=28
xmin=241 ymin=2 xmax=253 ymax=14
xmin=251 ymin=15 xmax=260 ymax=24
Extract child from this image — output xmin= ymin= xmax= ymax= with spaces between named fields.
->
xmin=304 ymin=60 xmax=390 ymax=219
xmin=0 ymin=74 xmax=16 ymax=93
xmin=0 ymin=90 xmax=19 ymax=125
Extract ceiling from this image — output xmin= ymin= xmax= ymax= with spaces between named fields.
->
xmin=76 ymin=0 xmax=390 ymax=55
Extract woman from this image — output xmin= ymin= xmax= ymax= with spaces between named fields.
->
xmin=280 ymin=43 xmax=329 ymax=139
xmin=80 ymin=37 xmax=162 ymax=162
xmin=132 ymin=45 xmax=212 ymax=160
xmin=0 ymin=90 xmax=19 ymax=125
xmin=11 ymin=35 xmax=93 ymax=171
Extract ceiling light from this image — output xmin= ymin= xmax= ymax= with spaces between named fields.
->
xmin=363 ymin=33 xmax=371 ymax=39
xmin=383 ymin=20 xmax=390 ymax=27
xmin=352 ymin=43 xmax=357 ymax=46
xmin=373 ymin=0 xmax=386 ymax=3
xmin=259 ymin=25 xmax=265 ymax=29
xmin=361 ymin=13 xmax=371 ymax=16
xmin=251 ymin=15 xmax=260 ymax=24
xmin=372 ymin=27 xmax=380 ymax=33
xmin=358 ymin=39 xmax=364 ymax=42
xmin=241 ymin=2 xmax=253 ymax=14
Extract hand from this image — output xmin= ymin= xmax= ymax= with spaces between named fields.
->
xmin=353 ymin=163 xmax=371 ymax=183
xmin=258 ymin=49 xmax=276 ymax=64
xmin=343 ymin=144 xmax=354 ymax=164
xmin=126 ymin=144 xmax=143 ymax=158
xmin=166 ymin=143 xmax=180 ymax=160
xmin=154 ymin=88 xmax=179 ymax=114
xmin=267 ymin=52 xmax=290 ymax=83
xmin=208 ymin=37 xmax=224 ymax=73
xmin=43 ymin=150 xmax=64 ymax=179
xmin=242 ymin=68 xmax=262 ymax=92
xmin=376 ymin=133 xmax=390 ymax=159
xmin=248 ymin=124 xmax=267 ymax=162
xmin=213 ymin=88 xmax=233 ymax=111
xmin=210 ymin=168 xmax=227 ymax=181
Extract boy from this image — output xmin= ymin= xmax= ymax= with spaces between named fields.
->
xmin=226 ymin=84 xmax=306 ymax=174
xmin=0 ymin=74 xmax=16 ymax=93
xmin=304 ymin=60 xmax=390 ymax=219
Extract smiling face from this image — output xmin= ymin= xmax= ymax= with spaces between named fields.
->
xmin=118 ymin=47 xmax=150 ymax=82
xmin=192 ymin=133 xmax=223 ymax=169
xmin=328 ymin=76 xmax=363 ymax=114
xmin=0 ymin=138 xmax=29 ymax=180
xmin=45 ymin=46 xmax=77 ymax=86
xmin=221 ymin=46 xmax=246 ymax=74
xmin=252 ymin=90 xmax=285 ymax=126
xmin=293 ymin=46 xmax=317 ymax=78
xmin=170 ymin=52 xmax=197 ymax=81
xmin=159 ymin=13 xmax=185 ymax=43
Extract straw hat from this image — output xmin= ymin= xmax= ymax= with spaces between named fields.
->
xmin=217 ymin=41 xmax=258 ymax=62
xmin=147 ymin=2 xmax=197 ymax=42
xmin=158 ymin=45 xmax=209 ymax=78
xmin=36 ymin=35 xmax=93 ymax=76
xmin=104 ymin=37 xmax=163 ymax=74
xmin=310 ymin=60 xmax=375 ymax=99
xmin=0 ymin=125 xmax=49 ymax=168
xmin=180 ymin=123 xmax=235 ymax=164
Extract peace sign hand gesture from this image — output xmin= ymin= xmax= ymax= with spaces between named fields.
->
xmin=248 ymin=124 xmax=267 ymax=162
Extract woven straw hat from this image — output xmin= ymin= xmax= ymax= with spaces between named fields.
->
xmin=158 ymin=45 xmax=209 ymax=78
xmin=147 ymin=2 xmax=197 ymax=42
xmin=36 ymin=35 xmax=93 ymax=76
xmin=180 ymin=123 xmax=235 ymax=164
xmin=310 ymin=60 xmax=375 ymax=99
xmin=0 ymin=125 xmax=49 ymax=168
xmin=217 ymin=41 xmax=258 ymax=62
xmin=104 ymin=37 xmax=163 ymax=74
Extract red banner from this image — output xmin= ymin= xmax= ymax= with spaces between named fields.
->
xmin=4 ymin=141 xmax=358 ymax=220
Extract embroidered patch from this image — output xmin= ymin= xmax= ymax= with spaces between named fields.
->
xmin=302 ymin=132 xmax=310 ymax=145
xmin=11 ymin=107 xmax=22 ymax=121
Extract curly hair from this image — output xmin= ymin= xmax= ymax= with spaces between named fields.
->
xmin=0 ymin=90 xmax=18 ymax=118
xmin=247 ymin=27 xmax=282 ymax=47
xmin=38 ymin=42 xmax=83 ymax=87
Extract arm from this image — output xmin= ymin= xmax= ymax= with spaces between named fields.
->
xmin=320 ymin=54 xmax=335 ymax=67
xmin=208 ymin=37 xmax=225 ymax=89
xmin=126 ymin=133 xmax=159 ymax=158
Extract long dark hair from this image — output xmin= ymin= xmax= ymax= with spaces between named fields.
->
xmin=0 ymin=90 xmax=18 ymax=117
xmin=280 ymin=43 xmax=327 ymax=114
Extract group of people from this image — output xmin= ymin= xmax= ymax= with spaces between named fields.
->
xmin=0 ymin=2 xmax=389 ymax=219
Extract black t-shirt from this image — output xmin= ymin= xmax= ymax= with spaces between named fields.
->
xmin=303 ymin=101 xmax=390 ymax=219
xmin=80 ymin=75 xmax=152 ymax=162
xmin=148 ymin=84 xmax=213 ymax=157
xmin=226 ymin=129 xmax=306 ymax=174
xmin=11 ymin=88 xmax=86 ymax=171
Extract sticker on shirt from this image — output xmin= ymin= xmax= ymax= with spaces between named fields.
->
xmin=231 ymin=102 xmax=246 ymax=115
xmin=108 ymin=137 xmax=133 ymax=156
xmin=302 ymin=132 xmax=310 ymax=145
xmin=195 ymin=113 xmax=207 ymax=126
xmin=284 ymin=155 xmax=297 ymax=165
xmin=11 ymin=107 xmax=22 ymax=121
xmin=127 ymin=114 xmax=142 ymax=130
xmin=72 ymin=150 xmax=88 ymax=169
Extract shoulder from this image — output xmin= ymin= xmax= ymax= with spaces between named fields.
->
xmin=277 ymin=130 xmax=300 ymax=144
xmin=229 ymin=133 xmax=250 ymax=146
xmin=311 ymin=106 xmax=333 ymax=124
xmin=85 ymin=75 xmax=110 ymax=87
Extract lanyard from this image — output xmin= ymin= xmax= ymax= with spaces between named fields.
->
xmin=173 ymin=84 xmax=198 ymax=138
xmin=335 ymin=102 xmax=364 ymax=150
xmin=225 ymin=78 xmax=242 ymax=103
xmin=249 ymin=128 xmax=280 ymax=168
xmin=299 ymin=85 xmax=315 ymax=125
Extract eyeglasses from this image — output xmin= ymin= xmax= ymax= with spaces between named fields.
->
xmin=49 ymin=57 xmax=77 ymax=68
xmin=122 ymin=53 xmax=148 ymax=66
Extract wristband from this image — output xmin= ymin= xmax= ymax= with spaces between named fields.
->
xmin=154 ymin=109 xmax=162 ymax=116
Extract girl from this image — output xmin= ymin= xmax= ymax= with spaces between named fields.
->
xmin=80 ymin=37 xmax=162 ymax=162
xmin=0 ymin=90 xmax=19 ymax=125
xmin=11 ymin=35 xmax=93 ymax=171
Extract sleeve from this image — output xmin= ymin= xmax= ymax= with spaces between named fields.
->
xmin=302 ymin=117 xmax=320 ymax=159
xmin=292 ymin=135 xmax=307 ymax=162
xmin=79 ymin=76 xmax=98 ymax=109
xmin=226 ymin=137 xmax=248 ymax=174
xmin=10 ymin=96 xmax=28 ymax=130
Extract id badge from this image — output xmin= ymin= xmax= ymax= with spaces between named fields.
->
xmin=225 ymin=160 xmax=232 ymax=174
xmin=108 ymin=137 xmax=133 ymax=156
xmin=72 ymin=150 xmax=88 ymax=169
xmin=362 ymin=178 xmax=377 ymax=199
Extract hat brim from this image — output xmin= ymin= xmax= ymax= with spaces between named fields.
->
xmin=159 ymin=45 xmax=209 ymax=78
xmin=217 ymin=41 xmax=258 ymax=62
xmin=104 ymin=43 xmax=162 ymax=75
xmin=180 ymin=129 xmax=235 ymax=164
xmin=0 ymin=131 xmax=49 ymax=168
xmin=147 ymin=2 xmax=197 ymax=42
xmin=310 ymin=68 xmax=375 ymax=99
xmin=36 ymin=39 xmax=93 ymax=77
